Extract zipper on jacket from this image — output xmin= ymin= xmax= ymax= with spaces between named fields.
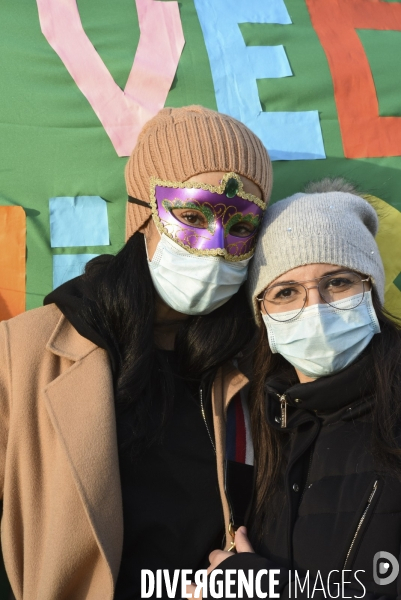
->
xmin=274 ymin=393 xmax=288 ymax=428
xmin=227 ymin=521 xmax=237 ymax=552
xmin=223 ymin=390 xmax=241 ymax=553
xmin=343 ymin=480 xmax=378 ymax=569
xmin=272 ymin=392 xmax=289 ymax=428
xmin=199 ymin=386 xmax=216 ymax=454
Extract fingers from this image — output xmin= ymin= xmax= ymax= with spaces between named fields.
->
xmin=172 ymin=533 xmax=254 ymax=600
xmin=208 ymin=549 xmax=233 ymax=573
xmin=235 ymin=526 xmax=255 ymax=554
xmin=207 ymin=527 xmax=254 ymax=578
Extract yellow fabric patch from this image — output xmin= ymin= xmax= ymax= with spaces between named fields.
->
xmin=364 ymin=195 xmax=401 ymax=319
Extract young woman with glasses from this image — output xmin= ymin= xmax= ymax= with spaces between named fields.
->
xmin=204 ymin=179 xmax=401 ymax=600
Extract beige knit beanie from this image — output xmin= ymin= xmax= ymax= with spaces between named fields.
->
xmin=125 ymin=105 xmax=273 ymax=240
xmin=247 ymin=185 xmax=385 ymax=324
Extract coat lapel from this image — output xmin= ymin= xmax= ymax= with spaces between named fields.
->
xmin=211 ymin=363 xmax=249 ymax=549
xmin=43 ymin=315 xmax=123 ymax=585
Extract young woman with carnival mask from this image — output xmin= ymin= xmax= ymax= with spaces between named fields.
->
xmin=0 ymin=106 xmax=272 ymax=600
xmin=205 ymin=179 xmax=401 ymax=600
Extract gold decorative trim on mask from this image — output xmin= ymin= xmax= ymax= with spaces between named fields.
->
xmin=149 ymin=173 xmax=265 ymax=262
xmin=150 ymin=172 xmax=265 ymax=209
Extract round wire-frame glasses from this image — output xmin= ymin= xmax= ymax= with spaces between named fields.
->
xmin=257 ymin=270 xmax=370 ymax=322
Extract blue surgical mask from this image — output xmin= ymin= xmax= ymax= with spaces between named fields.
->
xmin=262 ymin=291 xmax=381 ymax=378
xmin=147 ymin=234 xmax=251 ymax=315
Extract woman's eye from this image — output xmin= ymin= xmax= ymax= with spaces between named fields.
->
xmin=171 ymin=209 xmax=208 ymax=229
xmin=325 ymin=277 xmax=353 ymax=289
xmin=273 ymin=286 xmax=299 ymax=300
xmin=229 ymin=222 xmax=256 ymax=238
xmin=277 ymin=288 xmax=296 ymax=298
xmin=182 ymin=212 xmax=202 ymax=225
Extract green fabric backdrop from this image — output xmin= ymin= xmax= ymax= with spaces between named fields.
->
xmin=1 ymin=0 xmax=400 ymax=311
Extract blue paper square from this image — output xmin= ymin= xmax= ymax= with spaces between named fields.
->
xmin=53 ymin=254 xmax=99 ymax=289
xmin=50 ymin=196 xmax=109 ymax=248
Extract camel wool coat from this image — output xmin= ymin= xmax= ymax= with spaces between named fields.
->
xmin=0 ymin=304 xmax=249 ymax=600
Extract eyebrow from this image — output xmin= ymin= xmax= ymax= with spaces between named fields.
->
xmin=272 ymin=268 xmax=347 ymax=285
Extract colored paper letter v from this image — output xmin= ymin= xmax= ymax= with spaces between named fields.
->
xmin=36 ymin=0 xmax=185 ymax=157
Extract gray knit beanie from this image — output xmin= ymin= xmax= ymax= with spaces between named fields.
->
xmin=247 ymin=186 xmax=385 ymax=323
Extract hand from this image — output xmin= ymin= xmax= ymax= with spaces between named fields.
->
xmin=183 ymin=526 xmax=255 ymax=599
xmin=208 ymin=526 xmax=255 ymax=572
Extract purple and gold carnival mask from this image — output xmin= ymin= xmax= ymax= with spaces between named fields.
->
xmin=147 ymin=172 xmax=266 ymax=261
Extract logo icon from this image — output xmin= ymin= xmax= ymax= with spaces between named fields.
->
xmin=373 ymin=552 xmax=399 ymax=586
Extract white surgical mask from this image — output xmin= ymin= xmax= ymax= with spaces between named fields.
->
xmin=262 ymin=291 xmax=381 ymax=378
xmin=147 ymin=234 xmax=251 ymax=315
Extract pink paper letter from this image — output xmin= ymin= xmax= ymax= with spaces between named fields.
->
xmin=36 ymin=0 xmax=185 ymax=156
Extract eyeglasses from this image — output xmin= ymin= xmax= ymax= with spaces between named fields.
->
xmin=257 ymin=270 xmax=370 ymax=322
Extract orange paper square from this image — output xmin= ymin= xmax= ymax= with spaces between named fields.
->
xmin=0 ymin=206 xmax=26 ymax=321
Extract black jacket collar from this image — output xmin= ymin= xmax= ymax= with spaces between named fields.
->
xmin=266 ymin=351 xmax=375 ymax=430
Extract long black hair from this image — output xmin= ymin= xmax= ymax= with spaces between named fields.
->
xmin=249 ymin=292 xmax=401 ymax=536
xmin=79 ymin=232 xmax=255 ymax=455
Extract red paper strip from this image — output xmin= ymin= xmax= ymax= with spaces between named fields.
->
xmin=306 ymin=0 xmax=401 ymax=158
xmin=0 ymin=207 xmax=26 ymax=321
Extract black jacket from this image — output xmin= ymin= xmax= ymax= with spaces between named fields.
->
xmin=217 ymin=350 xmax=401 ymax=600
